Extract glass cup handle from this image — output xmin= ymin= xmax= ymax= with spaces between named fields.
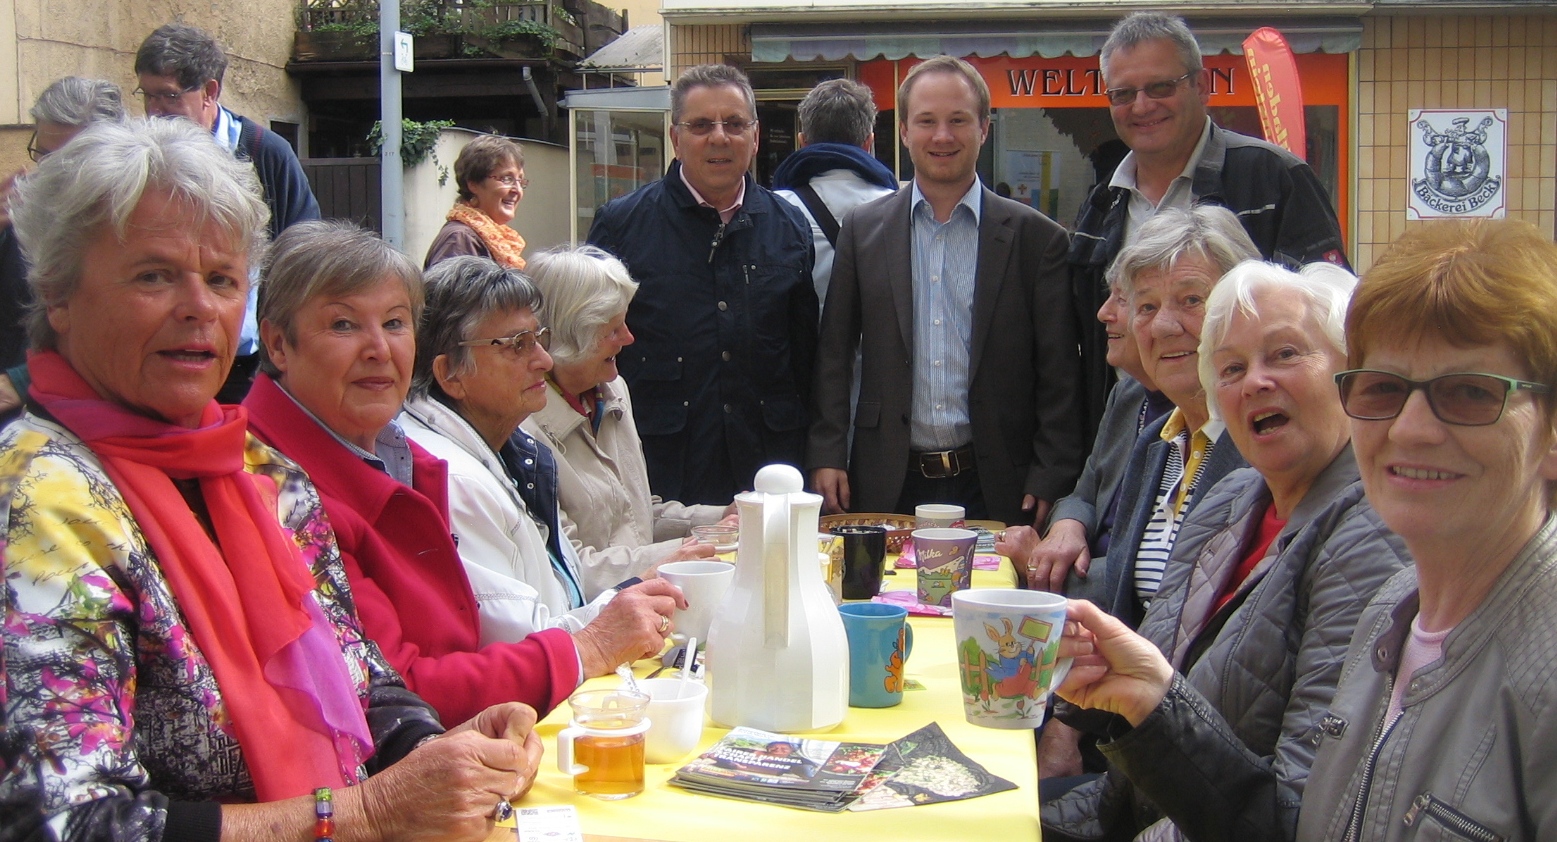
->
xmin=557 ymin=726 xmax=589 ymax=776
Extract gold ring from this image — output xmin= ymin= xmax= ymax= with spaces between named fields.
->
xmin=658 ymin=614 xmax=671 ymax=634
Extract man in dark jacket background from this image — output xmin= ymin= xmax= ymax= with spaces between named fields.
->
xmin=588 ymin=64 xmax=816 ymax=505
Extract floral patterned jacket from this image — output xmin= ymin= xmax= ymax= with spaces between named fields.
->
xmin=0 ymin=411 xmax=444 ymax=842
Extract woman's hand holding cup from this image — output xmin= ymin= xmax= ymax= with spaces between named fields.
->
xmin=1054 ymin=599 xmax=1175 ymax=728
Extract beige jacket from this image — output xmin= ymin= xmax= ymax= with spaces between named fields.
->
xmin=521 ymin=378 xmax=728 ymax=597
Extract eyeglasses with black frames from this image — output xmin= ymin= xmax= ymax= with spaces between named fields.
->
xmin=25 ymin=132 xmax=48 ymax=163
xmin=1334 ymin=369 xmax=1552 ymax=427
xmin=458 ymin=327 xmax=551 ymax=356
xmin=1103 ymin=72 xmax=1197 ymax=107
xmin=133 ymin=86 xmax=199 ymax=106
xmin=674 ymin=118 xmax=757 ymax=137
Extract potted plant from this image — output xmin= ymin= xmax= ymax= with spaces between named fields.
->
xmin=295 ymin=0 xmax=379 ymax=61
xmin=403 ymin=0 xmax=459 ymax=59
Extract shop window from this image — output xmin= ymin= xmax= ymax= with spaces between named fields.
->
xmin=573 ymin=108 xmax=665 ymax=241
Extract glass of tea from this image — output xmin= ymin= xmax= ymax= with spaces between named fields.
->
xmin=557 ymin=688 xmax=652 ymax=799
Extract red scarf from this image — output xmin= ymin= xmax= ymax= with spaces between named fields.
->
xmin=27 ymin=350 xmax=372 ymax=800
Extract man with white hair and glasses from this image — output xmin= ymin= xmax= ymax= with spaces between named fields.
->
xmin=0 ymin=76 xmax=126 ymax=423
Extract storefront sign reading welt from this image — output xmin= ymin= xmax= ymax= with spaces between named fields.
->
xmin=860 ymin=53 xmax=1348 ymax=112
xmin=1004 ymin=65 xmax=1236 ymax=99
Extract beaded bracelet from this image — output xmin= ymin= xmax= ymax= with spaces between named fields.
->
xmin=314 ymin=787 xmax=335 ymax=842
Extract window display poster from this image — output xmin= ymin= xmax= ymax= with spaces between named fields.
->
xmin=1408 ymin=108 xmax=1506 ymax=219
xmin=1002 ymin=150 xmax=1057 ymax=218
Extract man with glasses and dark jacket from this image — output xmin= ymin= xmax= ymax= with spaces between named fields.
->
xmin=587 ymin=64 xmax=816 ymax=505
xmin=134 ymin=23 xmax=321 ymax=402
xmin=1064 ymin=9 xmax=1349 ymax=576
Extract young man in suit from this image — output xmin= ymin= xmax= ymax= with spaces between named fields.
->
xmin=808 ymin=56 xmax=1083 ymax=527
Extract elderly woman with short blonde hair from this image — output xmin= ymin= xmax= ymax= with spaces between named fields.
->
xmin=521 ymin=245 xmax=729 ymax=596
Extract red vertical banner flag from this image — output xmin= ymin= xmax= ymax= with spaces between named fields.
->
xmin=1243 ymin=27 xmax=1308 ymax=160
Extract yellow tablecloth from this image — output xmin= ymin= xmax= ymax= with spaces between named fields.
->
xmin=518 ymin=557 xmax=1038 ymax=842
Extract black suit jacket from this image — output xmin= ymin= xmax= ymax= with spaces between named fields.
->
xmin=807 ymin=184 xmax=1083 ymax=525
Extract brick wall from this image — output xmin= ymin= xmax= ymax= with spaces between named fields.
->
xmin=1355 ymin=13 xmax=1557 ymax=270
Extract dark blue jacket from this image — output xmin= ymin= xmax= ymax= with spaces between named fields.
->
xmin=236 ymin=114 xmax=320 ymax=241
xmin=499 ymin=425 xmax=583 ymax=606
xmin=586 ymin=161 xmax=817 ymax=504
xmin=1095 ymin=413 xmax=1247 ymax=630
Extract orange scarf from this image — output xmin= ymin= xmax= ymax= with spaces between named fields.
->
xmin=448 ymin=202 xmax=527 ymax=269
xmin=27 ymin=350 xmax=372 ymax=801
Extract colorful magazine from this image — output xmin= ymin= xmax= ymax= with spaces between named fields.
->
xmin=670 ymin=727 xmax=889 ymax=810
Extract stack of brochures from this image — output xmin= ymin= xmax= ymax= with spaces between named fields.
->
xmin=669 ymin=723 xmax=1015 ymax=813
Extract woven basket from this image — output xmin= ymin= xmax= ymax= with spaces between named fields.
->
xmin=819 ymin=513 xmax=916 ymax=553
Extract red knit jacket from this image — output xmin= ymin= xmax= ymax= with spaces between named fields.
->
xmin=244 ymin=374 xmax=578 ymax=723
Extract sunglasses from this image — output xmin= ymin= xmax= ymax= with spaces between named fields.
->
xmin=458 ymin=327 xmax=551 ymax=356
xmin=1103 ymin=72 xmax=1197 ymax=107
xmin=1334 ymin=369 xmax=1551 ymax=427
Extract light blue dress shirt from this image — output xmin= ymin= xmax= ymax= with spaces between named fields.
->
xmin=908 ymin=179 xmax=981 ymax=451
xmin=212 ymin=106 xmax=261 ymax=357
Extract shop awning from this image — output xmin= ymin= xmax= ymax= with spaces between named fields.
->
xmin=579 ymin=25 xmax=664 ymax=73
xmin=750 ymin=17 xmax=1363 ymax=62
xmin=561 ymin=85 xmax=672 ymax=111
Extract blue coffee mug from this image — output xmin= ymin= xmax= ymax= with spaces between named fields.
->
xmin=839 ymin=603 xmax=914 ymax=707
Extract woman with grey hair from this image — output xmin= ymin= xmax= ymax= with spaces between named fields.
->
xmin=1 ymin=117 xmax=546 ymax=841
xmin=1 ymin=76 xmax=128 ymax=400
xmin=1042 ymin=260 xmax=1410 ymax=842
xmin=1012 ymin=205 xmax=1257 ymax=793
xmin=244 ymin=231 xmax=684 ymax=726
xmin=1009 ymin=205 xmax=1258 ymax=628
xmin=520 ymin=245 xmax=730 ymax=596
xmin=397 ymin=254 xmax=689 ymax=651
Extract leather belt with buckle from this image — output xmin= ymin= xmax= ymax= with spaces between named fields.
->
xmin=911 ymin=445 xmax=975 ymax=479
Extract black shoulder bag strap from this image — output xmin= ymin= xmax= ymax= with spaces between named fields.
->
xmin=792 ymin=182 xmax=841 ymax=246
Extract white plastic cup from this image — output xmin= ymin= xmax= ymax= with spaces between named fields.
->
xmin=637 ymin=677 xmax=709 ymax=764
xmin=915 ymin=503 xmax=966 ymax=528
xmin=657 ymin=560 xmax=735 ymax=643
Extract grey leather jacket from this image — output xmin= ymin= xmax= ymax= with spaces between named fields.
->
xmin=1044 ymin=447 xmax=1411 ymax=842
xmin=1298 ymin=514 xmax=1557 ymax=842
